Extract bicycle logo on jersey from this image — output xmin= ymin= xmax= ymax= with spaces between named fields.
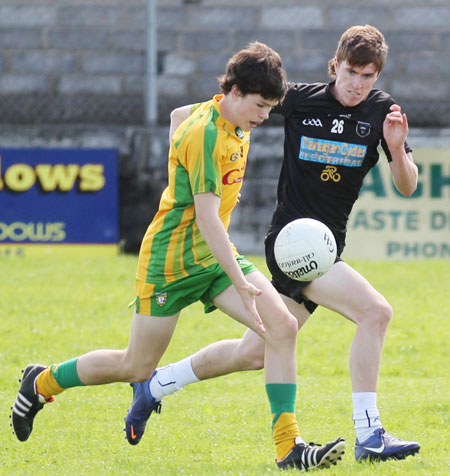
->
xmin=320 ymin=165 xmax=341 ymax=182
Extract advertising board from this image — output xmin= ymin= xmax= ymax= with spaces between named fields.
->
xmin=345 ymin=148 xmax=450 ymax=260
xmin=0 ymin=148 xmax=118 ymax=257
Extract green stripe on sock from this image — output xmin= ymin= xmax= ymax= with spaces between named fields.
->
xmin=266 ymin=383 xmax=297 ymax=427
xmin=51 ymin=357 xmax=84 ymax=388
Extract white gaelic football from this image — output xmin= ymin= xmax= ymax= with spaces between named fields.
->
xmin=274 ymin=218 xmax=337 ymax=281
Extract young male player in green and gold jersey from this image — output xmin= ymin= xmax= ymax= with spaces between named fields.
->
xmin=11 ymin=42 xmax=345 ymax=472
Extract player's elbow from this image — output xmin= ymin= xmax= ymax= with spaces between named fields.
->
xmin=399 ymin=176 xmax=417 ymax=196
xmin=398 ymin=184 xmax=417 ymax=197
xmin=395 ymin=177 xmax=417 ymax=197
xmin=404 ymin=185 xmax=417 ymax=197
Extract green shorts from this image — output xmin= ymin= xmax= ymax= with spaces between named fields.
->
xmin=133 ymin=255 xmax=257 ymax=317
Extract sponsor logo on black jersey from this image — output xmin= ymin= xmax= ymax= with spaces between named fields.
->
xmin=299 ymin=136 xmax=367 ymax=167
xmin=320 ymin=165 xmax=341 ymax=182
xmin=302 ymin=118 xmax=323 ymax=127
xmin=356 ymin=121 xmax=371 ymax=137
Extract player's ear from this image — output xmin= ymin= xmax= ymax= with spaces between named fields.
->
xmin=230 ymin=84 xmax=243 ymax=100
xmin=333 ymin=56 xmax=339 ymax=71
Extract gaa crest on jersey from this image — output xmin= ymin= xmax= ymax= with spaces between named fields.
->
xmin=356 ymin=121 xmax=371 ymax=137
xmin=155 ymin=292 xmax=168 ymax=307
xmin=302 ymin=118 xmax=323 ymax=127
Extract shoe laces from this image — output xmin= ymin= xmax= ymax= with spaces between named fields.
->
xmin=374 ymin=428 xmax=387 ymax=439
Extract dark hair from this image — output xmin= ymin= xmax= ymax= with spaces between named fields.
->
xmin=328 ymin=25 xmax=389 ymax=77
xmin=218 ymin=42 xmax=287 ymax=101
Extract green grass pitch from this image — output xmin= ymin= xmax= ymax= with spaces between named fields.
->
xmin=1 ymin=254 xmax=448 ymax=475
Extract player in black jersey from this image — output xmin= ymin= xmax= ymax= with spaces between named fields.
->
xmin=133 ymin=25 xmax=420 ymax=465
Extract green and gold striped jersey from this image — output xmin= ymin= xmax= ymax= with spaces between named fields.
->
xmin=137 ymin=95 xmax=250 ymax=284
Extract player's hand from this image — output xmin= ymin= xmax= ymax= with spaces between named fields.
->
xmin=383 ymin=104 xmax=409 ymax=151
xmin=237 ymin=282 xmax=265 ymax=334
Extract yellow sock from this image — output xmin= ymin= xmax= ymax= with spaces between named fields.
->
xmin=36 ymin=367 xmax=65 ymax=400
xmin=273 ymin=412 xmax=302 ymax=460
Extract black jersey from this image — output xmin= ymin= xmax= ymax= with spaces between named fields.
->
xmin=270 ymin=81 xmax=412 ymax=252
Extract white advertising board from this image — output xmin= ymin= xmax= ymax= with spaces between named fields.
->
xmin=345 ymin=148 xmax=449 ymax=260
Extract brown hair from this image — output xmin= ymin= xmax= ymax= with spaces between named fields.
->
xmin=218 ymin=41 xmax=287 ymax=101
xmin=328 ymin=25 xmax=389 ymax=77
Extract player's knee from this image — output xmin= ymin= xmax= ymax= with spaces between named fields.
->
xmin=236 ymin=342 xmax=265 ymax=370
xmin=364 ymin=298 xmax=393 ymax=331
xmin=376 ymin=300 xmax=393 ymax=328
xmin=265 ymin=311 xmax=298 ymax=345
xmin=121 ymin=355 xmax=156 ymax=382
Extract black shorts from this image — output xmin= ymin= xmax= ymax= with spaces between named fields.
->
xmin=265 ymin=227 xmax=342 ymax=314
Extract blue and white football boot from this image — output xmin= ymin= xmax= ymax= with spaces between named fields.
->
xmin=355 ymin=428 xmax=420 ymax=461
xmin=124 ymin=371 xmax=161 ymax=445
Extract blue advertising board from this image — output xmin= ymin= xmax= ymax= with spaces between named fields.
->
xmin=0 ymin=148 xmax=118 ymax=256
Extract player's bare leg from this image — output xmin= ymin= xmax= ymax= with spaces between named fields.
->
xmin=11 ymin=311 xmax=178 ymax=442
xmin=304 ymin=261 xmax=420 ymax=461
xmin=77 ymin=312 xmax=179 ymax=384
xmin=181 ymin=299 xmax=310 ymax=381
xmin=211 ymin=270 xmax=345 ymax=469
xmin=304 ymin=261 xmax=391 ymax=393
xmin=211 ymin=270 xmax=298 ymax=383
xmin=119 ymin=312 xmax=179 ymax=445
